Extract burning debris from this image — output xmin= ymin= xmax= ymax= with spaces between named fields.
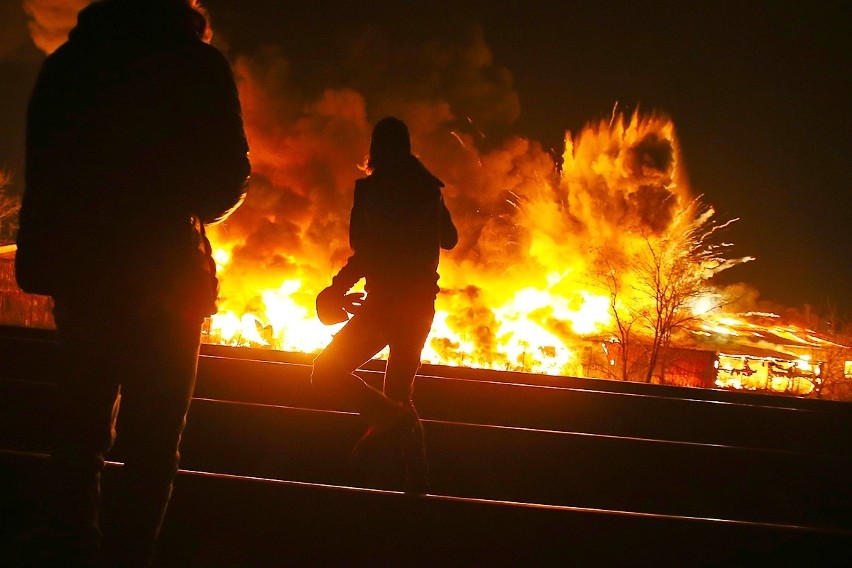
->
xmin=716 ymin=353 xmax=820 ymax=396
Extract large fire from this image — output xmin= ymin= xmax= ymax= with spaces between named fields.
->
xmin=205 ymin=97 xmax=709 ymax=376
xmin=197 ymin=35 xmax=763 ymax=378
xmin=12 ymin=1 xmax=848 ymax=394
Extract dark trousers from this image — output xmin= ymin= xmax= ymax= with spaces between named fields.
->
xmin=48 ymin=296 xmax=202 ymax=566
xmin=311 ymin=293 xmax=435 ymax=416
xmin=311 ymin=293 xmax=434 ymax=489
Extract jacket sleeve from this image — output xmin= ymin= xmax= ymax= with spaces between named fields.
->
xmin=182 ymin=46 xmax=250 ymax=224
xmin=21 ymin=50 xmax=85 ymax=219
xmin=20 ymin=55 xmax=62 ymax=226
xmin=330 ymin=184 xmax=367 ymax=291
xmin=439 ymin=195 xmax=458 ymax=250
xmin=15 ymin=54 xmax=68 ymax=294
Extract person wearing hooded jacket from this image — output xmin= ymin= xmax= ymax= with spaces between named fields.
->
xmin=312 ymin=116 xmax=457 ymax=493
xmin=14 ymin=0 xmax=249 ymax=565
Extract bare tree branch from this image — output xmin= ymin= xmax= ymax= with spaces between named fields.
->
xmin=590 ymin=199 xmax=753 ymax=383
xmin=0 ymin=171 xmax=21 ymax=245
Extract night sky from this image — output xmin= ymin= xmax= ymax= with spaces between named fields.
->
xmin=0 ymin=1 xmax=848 ymax=318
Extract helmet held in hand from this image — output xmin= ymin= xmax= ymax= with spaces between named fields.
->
xmin=316 ymin=286 xmax=349 ymax=325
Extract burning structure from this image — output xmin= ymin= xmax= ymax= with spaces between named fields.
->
xmin=2 ymin=1 xmax=849 ymax=399
xmin=203 ymin=49 xmax=751 ymax=381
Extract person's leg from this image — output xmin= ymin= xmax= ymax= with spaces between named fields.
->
xmin=311 ymin=307 xmax=400 ymax=424
xmin=49 ymin=300 xmax=123 ymax=565
xmin=384 ymin=298 xmax=435 ymax=493
xmin=383 ymin=299 xmax=434 ymax=404
xmin=320 ymin=305 xmax=419 ymax=487
xmin=103 ymin=310 xmax=201 ymax=566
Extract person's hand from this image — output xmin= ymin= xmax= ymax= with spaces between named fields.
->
xmin=342 ymin=292 xmax=365 ymax=314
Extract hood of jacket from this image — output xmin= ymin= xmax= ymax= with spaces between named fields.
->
xmin=368 ymin=154 xmax=444 ymax=191
xmin=68 ymin=0 xmax=204 ymax=49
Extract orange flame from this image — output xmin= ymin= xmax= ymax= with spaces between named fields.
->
xmin=206 ymin=69 xmax=707 ymax=375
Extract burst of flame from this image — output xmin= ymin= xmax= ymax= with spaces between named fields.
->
xmin=205 ymin=103 xmax=717 ymax=375
xmin=10 ymin=1 xmax=752 ymax=375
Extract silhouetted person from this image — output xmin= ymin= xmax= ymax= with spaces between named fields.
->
xmin=14 ymin=0 xmax=249 ymax=565
xmin=312 ymin=117 xmax=457 ymax=493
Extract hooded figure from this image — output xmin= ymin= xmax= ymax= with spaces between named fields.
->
xmin=17 ymin=0 xmax=249 ymax=305
xmin=14 ymin=1 xmax=249 ymax=565
xmin=336 ymin=117 xmax=456 ymax=296
xmin=312 ymin=117 xmax=457 ymax=493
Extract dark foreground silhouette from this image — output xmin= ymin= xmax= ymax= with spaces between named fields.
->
xmin=14 ymin=0 xmax=249 ymax=565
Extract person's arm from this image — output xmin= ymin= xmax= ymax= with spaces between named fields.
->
xmin=330 ymin=255 xmax=363 ymax=292
xmin=439 ymin=195 xmax=458 ymax=250
xmin=15 ymin=56 xmax=62 ymax=294
xmin=16 ymin=48 xmax=92 ymax=294
xmin=330 ymin=184 xmax=367 ymax=291
xmin=22 ymin=52 xmax=77 ymax=213
xmin=187 ymin=46 xmax=251 ymax=224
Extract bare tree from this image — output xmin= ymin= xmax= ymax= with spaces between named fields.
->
xmin=0 ymin=171 xmax=20 ymax=245
xmin=593 ymin=251 xmax=646 ymax=381
xmin=592 ymin=201 xmax=753 ymax=383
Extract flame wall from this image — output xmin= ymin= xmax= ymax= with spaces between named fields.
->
xmin=209 ymin=35 xmax=694 ymax=374
xmin=17 ymin=1 xmax=731 ymax=376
